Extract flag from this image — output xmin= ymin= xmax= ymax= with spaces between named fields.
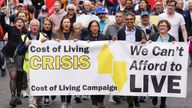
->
xmin=0 ymin=0 xmax=5 ymax=7
xmin=46 ymin=0 xmax=55 ymax=16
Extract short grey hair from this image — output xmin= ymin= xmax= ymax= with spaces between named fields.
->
xmin=30 ymin=19 xmax=40 ymax=27
xmin=66 ymin=4 xmax=77 ymax=12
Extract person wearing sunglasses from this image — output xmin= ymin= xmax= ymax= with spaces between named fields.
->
xmin=95 ymin=6 xmax=110 ymax=36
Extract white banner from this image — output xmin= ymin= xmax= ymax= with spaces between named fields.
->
xmin=29 ymin=41 xmax=188 ymax=97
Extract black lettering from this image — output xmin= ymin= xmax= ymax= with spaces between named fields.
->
xmin=168 ymin=76 xmax=181 ymax=93
xmin=143 ymin=75 xmax=148 ymax=92
xmin=151 ymin=75 xmax=166 ymax=93
xmin=130 ymin=75 xmax=141 ymax=92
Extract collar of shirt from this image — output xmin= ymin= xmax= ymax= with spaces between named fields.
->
xmin=126 ymin=26 xmax=136 ymax=32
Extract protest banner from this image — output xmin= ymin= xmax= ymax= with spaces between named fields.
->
xmin=29 ymin=41 xmax=188 ymax=97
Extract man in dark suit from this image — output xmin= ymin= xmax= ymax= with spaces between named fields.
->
xmin=185 ymin=0 xmax=192 ymax=34
xmin=117 ymin=12 xmax=146 ymax=42
xmin=117 ymin=12 xmax=146 ymax=108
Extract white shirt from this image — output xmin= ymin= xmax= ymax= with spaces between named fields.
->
xmin=125 ymin=27 xmax=136 ymax=42
xmin=158 ymin=12 xmax=186 ymax=41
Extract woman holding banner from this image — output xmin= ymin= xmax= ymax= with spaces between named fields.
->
xmin=149 ymin=20 xmax=176 ymax=108
xmin=84 ymin=20 xmax=107 ymax=108
xmin=52 ymin=16 xmax=80 ymax=108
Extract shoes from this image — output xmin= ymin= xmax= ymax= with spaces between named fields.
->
xmin=1 ymin=69 xmax=6 ymax=76
xmin=133 ymin=98 xmax=140 ymax=107
xmin=160 ymin=103 xmax=166 ymax=108
xmin=139 ymin=96 xmax=146 ymax=103
xmin=15 ymin=97 xmax=22 ymax=105
xmin=74 ymin=97 xmax=82 ymax=103
xmin=61 ymin=102 xmax=67 ymax=108
xmin=44 ymin=97 xmax=50 ymax=105
xmin=51 ymin=96 xmax=56 ymax=101
xmin=29 ymin=104 xmax=37 ymax=108
xmin=112 ymin=96 xmax=121 ymax=104
xmin=92 ymin=105 xmax=98 ymax=108
xmin=152 ymin=97 xmax=158 ymax=105
xmin=21 ymin=90 xmax=29 ymax=98
xmin=189 ymin=63 xmax=192 ymax=67
xmin=98 ymin=102 xmax=105 ymax=108
xmin=128 ymin=103 xmax=133 ymax=108
xmin=67 ymin=103 xmax=73 ymax=108
xmin=82 ymin=95 xmax=89 ymax=100
xmin=9 ymin=97 xmax=16 ymax=107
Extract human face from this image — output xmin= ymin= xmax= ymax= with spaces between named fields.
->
xmin=189 ymin=0 xmax=192 ymax=10
xmin=54 ymin=1 xmax=61 ymax=12
xmin=74 ymin=25 xmax=82 ymax=33
xmin=68 ymin=6 xmax=75 ymax=15
xmin=18 ymin=13 xmax=26 ymax=21
xmin=15 ymin=20 xmax=24 ymax=30
xmin=141 ymin=15 xmax=150 ymax=26
xmin=17 ymin=6 xmax=24 ymax=11
xmin=43 ymin=20 xmax=52 ymax=31
xmin=115 ymin=13 xmax=124 ymax=24
xmin=30 ymin=22 xmax=39 ymax=34
xmin=97 ymin=13 xmax=106 ymax=21
xmin=155 ymin=2 xmax=164 ymax=12
xmin=62 ymin=19 xmax=71 ymax=31
xmin=125 ymin=15 xmax=135 ymax=29
xmin=140 ymin=0 xmax=147 ymax=10
xmin=176 ymin=0 xmax=184 ymax=9
xmin=167 ymin=2 xmax=176 ymax=14
xmin=90 ymin=22 xmax=99 ymax=35
xmin=84 ymin=2 xmax=91 ymax=11
xmin=159 ymin=22 xmax=169 ymax=34
xmin=126 ymin=1 xmax=133 ymax=9
xmin=120 ymin=0 xmax=126 ymax=5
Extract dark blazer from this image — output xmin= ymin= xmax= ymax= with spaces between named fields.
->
xmin=0 ymin=13 xmax=28 ymax=57
xmin=185 ymin=10 xmax=192 ymax=33
xmin=84 ymin=34 xmax=106 ymax=41
xmin=117 ymin=26 xmax=146 ymax=42
xmin=149 ymin=33 xmax=176 ymax=42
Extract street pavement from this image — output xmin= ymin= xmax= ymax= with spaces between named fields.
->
xmin=0 ymin=68 xmax=192 ymax=108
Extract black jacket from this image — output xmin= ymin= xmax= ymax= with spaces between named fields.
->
xmin=0 ymin=13 xmax=28 ymax=57
xmin=84 ymin=34 xmax=106 ymax=41
xmin=149 ymin=33 xmax=176 ymax=42
xmin=117 ymin=26 xmax=146 ymax=42
xmin=185 ymin=10 xmax=192 ymax=33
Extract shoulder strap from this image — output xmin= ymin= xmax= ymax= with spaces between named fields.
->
xmin=152 ymin=24 xmax=158 ymax=33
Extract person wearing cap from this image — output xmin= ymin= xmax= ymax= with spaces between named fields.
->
xmin=95 ymin=6 xmax=110 ymax=35
xmin=38 ymin=5 xmax=49 ymax=30
xmin=17 ymin=3 xmax=24 ymax=12
xmin=137 ymin=11 xmax=158 ymax=40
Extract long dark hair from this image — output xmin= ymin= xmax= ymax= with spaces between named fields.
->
xmin=87 ymin=20 xmax=100 ymax=34
xmin=59 ymin=16 xmax=73 ymax=32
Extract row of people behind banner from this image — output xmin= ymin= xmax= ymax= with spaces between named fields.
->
xmin=0 ymin=0 xmax=192 ymax=108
